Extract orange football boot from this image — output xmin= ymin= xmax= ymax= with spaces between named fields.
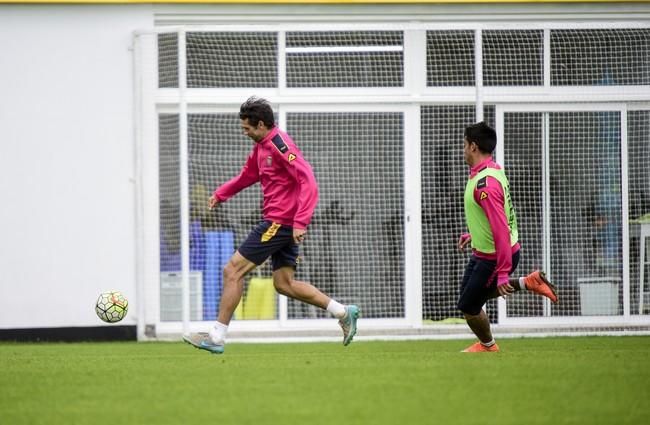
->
xmin=461 ymin=342 xmax=500 ymax=352
xmin=523 ymin=270 xmax=559 ymax=303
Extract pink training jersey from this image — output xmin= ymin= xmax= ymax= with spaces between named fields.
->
xmin=213 ymin=127 xmax=319 ymax=229
xmin=469 ymin=157 xmax=520 ymax=286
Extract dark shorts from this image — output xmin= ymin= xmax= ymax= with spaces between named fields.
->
xmin=238 ymin=220 xmax=299 ymax=271
xmin=457 ymin=250 xmax=521 ymax=316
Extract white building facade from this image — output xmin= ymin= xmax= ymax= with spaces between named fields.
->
xmin=1 ymin=2 xmax=649 ymax=340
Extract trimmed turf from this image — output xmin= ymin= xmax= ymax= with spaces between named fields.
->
xmin=1 ymin=337 xmax=649 ymax=425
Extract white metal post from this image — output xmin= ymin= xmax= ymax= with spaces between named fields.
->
xmin=403 ymin=29 xmax=426 ymax=327
xmin=543 ymin=29 xmax=551 ymax=88
xmin=495 ymin=106 xmax=507 ymax=322
xmin=133 ymin=31 xmax=162 ymax=339
xmin=404 ymin=104 xmax=423 ymax=328
xmin=621 ymin=108 xmax=630 ymax=317
xmin=132 ymin=33 xmax=146 ymax=341
xmin=278 ymin=31 xmax=287 ymax=93
xmin=543 ymin=112 xmax=551 ymax=317
xmin=178 ymin=29 xmax=191 ymax=335
xmin=474 ymin=28 xmax=483 ymax=122
xmin=403 ymin=29 xmax=427 ymax=95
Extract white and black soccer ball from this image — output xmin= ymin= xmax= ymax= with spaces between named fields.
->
xmin=95 ymin=291 xmax=128 ymax=323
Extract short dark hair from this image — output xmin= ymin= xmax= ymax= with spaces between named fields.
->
xmin=464 ymin=121 xmax=496 ymax=154
xmin=239 ymin=96 xmax=275 ymax=128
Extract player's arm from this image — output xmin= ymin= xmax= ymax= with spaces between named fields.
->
xmin=274 ymin=147 xmax=319 ymax=241
xmin=475 ymin=177 xmax=514 ymax=295
xmin=210 ymin=151 xmax=260 ymax=208
xmin=290 ymin=157 xmax=319 ymax=230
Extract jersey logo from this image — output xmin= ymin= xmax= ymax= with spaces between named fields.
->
xmin=261 ymin=222 xmax=281 ymax=242
xmin=480 ymin=191 xmax=488 ymax=201
xmin=476 ymin=177 xmax=487 ymax=189
xmin=271 ymin=134 xmax=289 ymax=154
xmin=266 ymin=156 xmax=272 ymax=166
xmin=288 ymin=153 xmax=296 ymax=162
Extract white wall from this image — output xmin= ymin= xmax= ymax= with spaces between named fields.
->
xmin=0 ymin=5 xmax=152 ymax=328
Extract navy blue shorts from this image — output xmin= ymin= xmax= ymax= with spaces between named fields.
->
xmin=238 ymin=220 xmax=299 ymax=271
xmin=457 ymin=250 xmax=521 ymax=316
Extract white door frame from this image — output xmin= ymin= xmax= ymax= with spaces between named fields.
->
xmin=494 ymin=102 xmax=647 ymax=326
xmin=151 ymin=102 xmax=422 ymax=338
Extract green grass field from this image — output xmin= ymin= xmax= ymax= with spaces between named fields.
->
xmin=2 ymin=337 xmax=649 ymax=425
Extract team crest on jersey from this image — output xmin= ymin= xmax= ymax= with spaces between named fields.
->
xmin=266 ymin=156 xmax=272 ymax=166
xmin=288 ymin=153 xmax=296 ymax=162
xmin=480 ymin=191 xmax=488 ymax=200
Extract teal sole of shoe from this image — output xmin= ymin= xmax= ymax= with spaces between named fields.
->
xmin=343 ymin=307 xmax=360 ymax=346
xmin=183 ymin=337 xmax=224 ymax=355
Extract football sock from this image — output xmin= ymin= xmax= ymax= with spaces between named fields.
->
xmin=481 ymin=339 xmax=496 ymax=347
xmin=519 ymin=277 xmax=528 ymax=291
xmin=209 ymin=321 xmax=228 ymax=345
xmin=326 ymin=300 xmax=346 ymax=319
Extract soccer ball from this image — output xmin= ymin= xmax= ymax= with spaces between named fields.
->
xmin=95 ymin=291 xmax=128 ymax=323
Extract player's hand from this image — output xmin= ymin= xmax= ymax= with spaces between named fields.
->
xmin=497 ymin=283 xmax=515 ymax=298
xmin=293 ymin=228 xmax=306 ymax=244
xmin=458 ymin=233 xmax=471 ymax=251
xmin=208 ymin=195 xmax=220 ymax=210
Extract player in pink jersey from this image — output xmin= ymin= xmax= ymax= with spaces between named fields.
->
xmin=458 ymin=122 xmax=558 ymax=353
xmin=184 ymin=97 xmax=359 ymax=354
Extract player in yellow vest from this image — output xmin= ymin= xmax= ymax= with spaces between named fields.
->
xmin=458 ymin=122 xmax=558 ymax=353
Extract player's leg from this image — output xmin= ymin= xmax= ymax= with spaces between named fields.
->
xmin=520 ymin=270 xmax=558 ymax=303
xmin=458 ymin=256 xmax=499 ymax=352
xmin=463 ymin=310 xmax=496 ymax=350
xmin=486 ymin=274 xmax=557 ymax=302
xmin=272 ymin=240 xmax=360 ymax=346
xmin=210 ymin=222 xmax=283 ymax=339
xmin=272 ymin=266 xmax=329 ymax=308
xmin=218 ymin=251 xmax=257 ymax=325
xmin=273 ymin=267 xmax=360 ymax=346
xmin=482 ymin=246 xmax=558 ymax=303
xmin=184 ymin=221 xmax=275 ymax=354
xmin=183 ymin=251 xmax=256 ymax=354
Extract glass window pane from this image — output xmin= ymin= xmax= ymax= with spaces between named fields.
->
xmin=186 ymin=32 xmax=278 ymax=88
xmin=158 ymin=33 xmax=178 ymax=88
xmin=483 ymin=30 xmax=543 ymax=86
xmin=551 ymin=29 xmax=650 ymax=85
xmin=286 ymin=112 xmax=404 ymax=318
xmin=427 ymin=30 xmax=474 ymax=86
xmin=286 ymin=31 xmax=403 ymax=87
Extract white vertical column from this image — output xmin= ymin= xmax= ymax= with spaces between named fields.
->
xmin=542 ymin=32 xmax=551 ymax=314
xmin=542 ymin=30 xmax=552 ymax=317
xmin=403 ymin=29 xmax=427 ymax=96
xmin=132 ymin=32 xmax=146 ymax=341
xmin=474 ymin=28 xmax=483 ymax=122
xmin=495 ymin=106 xmax=507 ymax=322
xmin=278 ymin=30 xmax=287 ymax=93
xmin=403 ymin=30 xmax=425 ymax=327
xmin=542 ymin=112 xmax=551 ymax=317
xmin=178 ymin=29 xmax=191 ymax=335
xmin=134 ymin=32 xmax=162 ymax=339
xmin=544 ymin=29 xmax=551 ymax=88
xmin=621 ymin=107 xmax=630 ymax=317
xmin=404 ymin=104 xmax=422 ymax=328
